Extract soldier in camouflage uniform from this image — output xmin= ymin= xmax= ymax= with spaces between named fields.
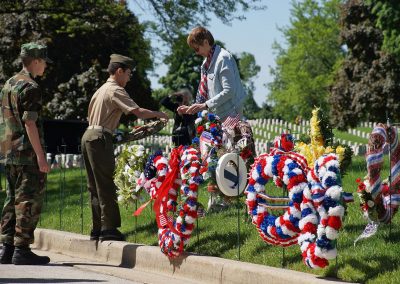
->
xmin=0 ymin=42 xmax=52 ymax=265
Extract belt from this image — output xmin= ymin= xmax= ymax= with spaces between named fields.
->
xmin=87 ymin=125 xmax=113 ymax=135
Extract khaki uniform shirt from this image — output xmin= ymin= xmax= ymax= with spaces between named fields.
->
xmin=88 ymin=78 xmax=138 ymax=131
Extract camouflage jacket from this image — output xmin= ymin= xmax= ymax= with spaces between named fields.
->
xmin=0 ymin=69 xmax=45 ymax=165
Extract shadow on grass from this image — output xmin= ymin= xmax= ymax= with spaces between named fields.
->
xmin=188 ymin=231 xmax=250 ymax=257
xmin=325 ymin=255 xmax=400 ymax=282
xmin=251 ymin=241 xmax=303 ymax=267
xmin=125 ymin=220 xmax=158 ymax=236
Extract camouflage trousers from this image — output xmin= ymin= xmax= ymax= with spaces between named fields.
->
xmin=0 ymin=164 xmax=46 ymax=246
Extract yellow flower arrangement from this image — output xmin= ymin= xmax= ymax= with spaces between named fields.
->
xmin=310 ymin=108 xmax=324 ymax=147
xmin=295 ymin=108 xmax=346 ymax=168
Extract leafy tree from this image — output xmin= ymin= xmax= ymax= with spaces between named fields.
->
xmin=158 ymin=34 xmax=203 ymax=96
xmin=330 ymin=0 xmax=400 ymax=129
xmin=254 ymin=102 xmax=274 ymax=119
xmin=131 ymin=0 xmax=265 ymax=44
xmin=237 ymin=52 xmax=261 ymax=119
xmin=268 ymin=0 xmax=344 ymax=122
xmin=0 ymin=0 xmax=156 ymax=120
xmin=367 ymin=0 xmax=400 ymax=60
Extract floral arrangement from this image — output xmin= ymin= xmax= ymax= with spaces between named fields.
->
xmin=154 ymin=146 xmax=203 ymax=257
xmin=246 ymin=143 xmax=348 ymax=268
xmin=246 ymin=153 xmax=309 ymax=247
xmin=114 ymin=144 xmax=148 ymax=204
xmin=301 ymin=154 xmax=346 ymax=269
xmin=139 ymin=150 xmax=169 ymax=199
xmin=192 ymin=110 xmax=223 ymax=182
xmin=193 ymin=110 xmax=255 ymax=185
xmin=273 ymin=133 xmax=295 ymax=152
xmin=356 ymin=177 xmax=387 ymax=221
xmin=193 ymin=110 xmax=223 ymax=147
xmin=356 ymin=124 xmax=400 ymax=223
xmin=294 ymin=107 xmax=352 ymax=174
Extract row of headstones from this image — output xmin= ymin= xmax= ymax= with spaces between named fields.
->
xmin=360 ymin=121 xmax=375 ymax=128
xmin=47 ymin=153 xmax=83 ymax=169
xmin=134 ymin=135 xmax=173 ymax=148
xmin=51 ymin=141 xmax=369 ymax=171
xmin=249 ymin=119 xmax=378 ymax=139
xmin=253 ymin=128 xmax=302 ymax=140
xmin=248 ymin=118 xmax=310 ymax=128
xmin=250 ymin=119 xmax=375 ymax=129
xmin=113 ymin=135 xmax=173 ymax=157
xmin=347 ymin=128 xmax=370 ymax=139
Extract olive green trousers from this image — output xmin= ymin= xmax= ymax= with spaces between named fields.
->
xmin=81 ymin=129 xmax=121 ymax=231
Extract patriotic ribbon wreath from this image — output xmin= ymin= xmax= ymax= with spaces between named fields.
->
xmin=303 ymin=154 xmax=345 ymax=268
xmin=246 ymin=151 xmax=346 ymax=269
xmin=246 ymin=153 xmax=308 ymax=247
xmin=153 ymin=146 xmax=202 ymax=257
xmin=357 ymin=124 xmax=400 ymax=223
xmin=193 ymin=110 xmax=223 ymax=177
xmin=139 ymin=150 xmax=169 ymax=199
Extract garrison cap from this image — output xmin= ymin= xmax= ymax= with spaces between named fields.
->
xmin=20 ymin=42 xmax=53 ymax=63
xmin=110 ymin=54 xmax=135 ymax=70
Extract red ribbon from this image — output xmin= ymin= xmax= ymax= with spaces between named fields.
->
xmin=132 ymin=200 xmax=151 ymax=216
xmin=153 ymin=147 xmax=181 ymax=229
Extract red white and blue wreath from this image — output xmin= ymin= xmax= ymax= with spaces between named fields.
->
xmin=151 ymin=146 xmax=203 ymax=257
xmin=246 ymin=134 xmax=347 ymax=268
xmin=137 ymin=150 xmax=169 ymax=199
xmin=303 ymin=154 xmax=345 ymax=268
xmin=192 ymin=110 xmax=223 ymax=179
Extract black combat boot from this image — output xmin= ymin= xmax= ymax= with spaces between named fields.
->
xmin=99 ymin=229 xmax=126 ymax=241
xmin=12 ymin=246 xmax=50 ymax=265
xmin=90 ymin=229 xmax=100 ymax=241
xmin=0 ymin=243 xmax=15 ymax=264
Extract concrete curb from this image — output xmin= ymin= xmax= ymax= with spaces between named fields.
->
xmin=33 ymin=228 xmax=343 ymax=284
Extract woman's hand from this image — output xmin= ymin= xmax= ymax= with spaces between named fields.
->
xmin=177 ymin=105 xmax=190 ymax=114
xmin=186 ymin=103 xmax=207 ymax=114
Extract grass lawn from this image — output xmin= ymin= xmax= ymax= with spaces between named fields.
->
xmin=0 ymin=156 xmax=399 ymax=283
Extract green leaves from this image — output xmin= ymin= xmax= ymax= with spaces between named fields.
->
xmin=268 ymin=0 xmax=343 ymax=122
xmin=330 ymin=0 xmax=400 ymax=129
xmin=139 ymin=0 xmax=265 ymax=44
xmin=0 ymin=0 xmax=156 ymax=120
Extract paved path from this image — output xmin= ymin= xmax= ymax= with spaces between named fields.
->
xmin=29 ymin=229 xmax=348 ymax=284
xmin=0 ymin=249 xmax=191 ymax=284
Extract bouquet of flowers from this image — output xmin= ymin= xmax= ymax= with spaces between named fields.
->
xmin=114 ymin=144 xmax=148 ymax=204
xmin=294 ymin=107 xmax=352 ymax=174
xmin=192 ymin=110 xmax=223 ymax=181
xmin=356 ymin=177 xmax=387 ymax=221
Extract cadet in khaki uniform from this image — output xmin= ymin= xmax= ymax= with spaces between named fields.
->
xmin=82 ymin=54 xmax=168 ymax=241
xmin=0 ymin=43 xmax=52 ymax=265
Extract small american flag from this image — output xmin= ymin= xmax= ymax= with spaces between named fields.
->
xmin=158 ymin=214 xmax=168 ymax=227
xmin=158 ymin=214 xmax=173 ymax=227
xmin=222 ymin=114 xmax=240 ymax=129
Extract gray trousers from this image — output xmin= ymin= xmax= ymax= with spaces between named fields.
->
xmin=81 ymin=129 xmax=120 ymax=231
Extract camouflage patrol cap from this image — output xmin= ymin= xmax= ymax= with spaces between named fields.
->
xmin=20 ymin=42 xmax=53 ymax=63
xmin=110 ymin=54 xmax=135 ymax=70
